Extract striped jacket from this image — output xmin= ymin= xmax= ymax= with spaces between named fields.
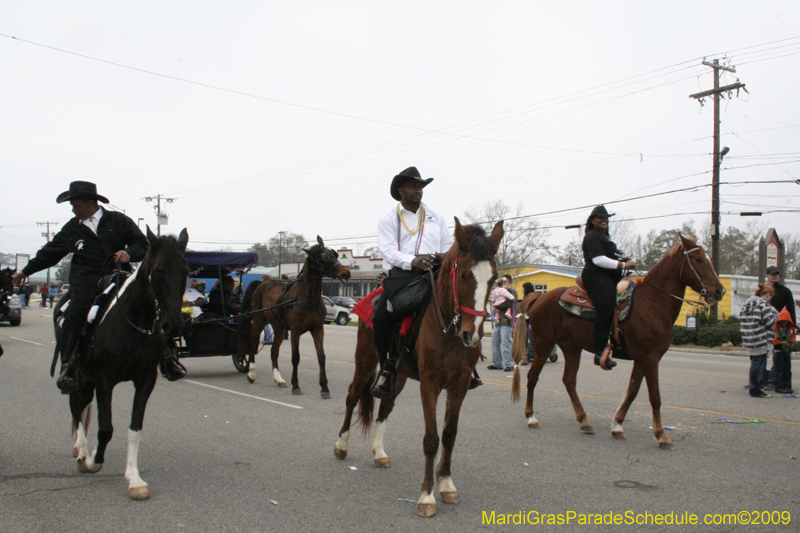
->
xmin=739 ymin=295 xmax=779 ymax=356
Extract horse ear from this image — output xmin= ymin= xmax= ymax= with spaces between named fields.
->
xmin=678 ymin=233 xmax=697 ymax=250
xmin=303 ymin=248 xmax=311 ymax=255
xmin=453 ymin=217 xmax=470 ymax=253
xmin=317 ymin=235 xmax=324 ymax=247
xmin=178 ymin=228 xmax=189 ymax=252
xmin=146 ymin=225 xmax=159 ymax=250
xmin=490 ymin=220 xmax=505 ymax=253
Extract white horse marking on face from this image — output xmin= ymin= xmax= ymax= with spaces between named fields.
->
xmin=470 ymin=261 xmax=494 ymax=314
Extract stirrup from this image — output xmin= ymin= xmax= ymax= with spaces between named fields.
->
xmin=595 ymin=345 xmax=616 ymax=370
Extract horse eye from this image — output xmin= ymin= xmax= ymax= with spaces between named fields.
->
xmin=694 ymin=256 xmax=701 ymax=263
xmin=459 ymin=272 xmax=468 ymax=281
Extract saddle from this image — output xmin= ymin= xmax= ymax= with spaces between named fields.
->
xmin=557 ymin=275 xmax=634 ymax=323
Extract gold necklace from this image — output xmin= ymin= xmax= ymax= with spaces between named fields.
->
xmin=397 ymin=204 xmax=425 ymax=235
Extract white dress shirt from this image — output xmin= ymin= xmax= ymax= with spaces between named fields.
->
xmin=81 ymin=207 xmax=104 ymax=235
xmin=377 ymin=202 xmax=454 ymax=271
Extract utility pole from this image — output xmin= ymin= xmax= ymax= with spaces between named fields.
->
xmin=278 ymin=231 xmax=285 ymax=278
xmin=143 ymin=195 xmax=177 ymax=236
xmin=37 ymin=221 xmax=60 ymax=289
xmin=689 ymin=59 xmax=746 ymax=322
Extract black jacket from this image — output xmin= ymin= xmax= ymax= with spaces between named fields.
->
xmin=22 ymin=209 xmax=148 ymax=290
xmin=770 ymin=281 xmax=796 ymax=328
xmin=582 ymin=228 xmax=623 ymax=282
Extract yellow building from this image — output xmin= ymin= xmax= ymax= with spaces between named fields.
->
xmin=499 ymin=264 xmax=739 ymax=326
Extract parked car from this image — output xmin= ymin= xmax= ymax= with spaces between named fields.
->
xmin=322 ymin=295 xmax=352 ymax=326
xmin=59 ymin=284 xmax=70 ymax=295
xmin=331 ymin=296 xmax=357 ymax=309
xmin=0 ymin=292 xmax=21 ymax=326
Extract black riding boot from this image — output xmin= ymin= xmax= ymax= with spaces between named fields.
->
xmin=469 ymin=369 xmax=483 ymax=389
xmin=371 ymin=354 xmax=397 ymax=399
xmin=594 ymin=345 xmax=617 ymax=370
xmin=160 ymin=347 xmax=187 ymax=381
xmin=56 ymin=357 xmax=79 ymax=394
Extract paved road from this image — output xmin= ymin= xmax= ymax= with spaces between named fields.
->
xmin=1 ymin=307 xmax=798 ymax=532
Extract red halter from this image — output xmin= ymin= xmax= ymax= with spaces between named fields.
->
xmin=450 ymin=256 xmax=487 ymax=317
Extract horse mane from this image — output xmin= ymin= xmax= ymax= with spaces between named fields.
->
xmin=147 ymin=234 xmax=184 ymax=267
xmin=240 ymin=280 xmax=262 ymax=313
xmin=460 ymin=224 xmax=495 ymax=262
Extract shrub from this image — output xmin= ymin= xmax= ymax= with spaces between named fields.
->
xmin=671 ymin=316 xmax=741 ymax=347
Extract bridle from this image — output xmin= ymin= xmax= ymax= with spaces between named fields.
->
xmin=642 ymin=245 xmax=712 ymax=307
xmin=431 ymin=255 xmax=487 ymax=335
xmin=306 ymin=247 xmax=343 ymax=279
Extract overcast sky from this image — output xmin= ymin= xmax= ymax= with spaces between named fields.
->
xmin=2 ymin=2 xmax=799 ymax=263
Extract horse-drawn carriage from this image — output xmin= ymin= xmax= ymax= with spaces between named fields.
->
xmin=173 ymin=251 xmax=258 ymax=373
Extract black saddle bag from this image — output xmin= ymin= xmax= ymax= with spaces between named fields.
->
xmin=386 ymin=272 xmax=432 ymax=318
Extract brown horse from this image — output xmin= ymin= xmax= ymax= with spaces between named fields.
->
xmin=241 ymin=236 xmax=350 ymax=398
xmin=334 ymin=218 xmax=503 ymax=517
xmin=511 ymin=234 xmax=725 ymax=450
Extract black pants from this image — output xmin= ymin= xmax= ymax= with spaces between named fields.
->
xmin=582 ymin=269 xmax=618 ymax=357
xmin=373 ymin=267 xmax=420 ymax=368
xmin=60 ymin=287 xmax=93 ymax=365
xmin=773 ymin=347 xmax=793 ymax=390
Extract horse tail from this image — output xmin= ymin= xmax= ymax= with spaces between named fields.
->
xmin=511 ymin=294 xmax=537 ymax=403
xmin=356 ymin=378 xmax=375 ymax=436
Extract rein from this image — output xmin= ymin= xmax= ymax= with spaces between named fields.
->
xmin=113 ymin=263 xmax=161 ymax=336
xmin=431 ymin=255 xmax=487 ymax=335
xmin=640 ymin=246 xmax=710 ymax=309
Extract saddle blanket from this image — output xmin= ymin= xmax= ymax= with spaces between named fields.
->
xmin=352 ymin=287 xmax=413 ymax=336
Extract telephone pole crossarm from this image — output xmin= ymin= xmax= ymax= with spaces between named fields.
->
xmin=689 ymin=82 xmax=746 ymax=100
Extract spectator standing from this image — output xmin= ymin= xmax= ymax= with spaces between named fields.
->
xmin=488 ymin=275 xmax=517 ymax=372
xmin=39 ymin=284 xmax=48 ymax=307
xmin=48 ymin=285 xmax=57 ymax=308
xmin=765 ymin=266 xmax=796 ymax=392
xmin=18 ymin=282 xmax=28 ymax=308
xmin=740 ymin=283 xmax=778 ymax=398
xmin=773 ymin=308 xmax=795 ymax=394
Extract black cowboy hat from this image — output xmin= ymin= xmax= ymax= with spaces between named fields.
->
xmin=390 ymin=167 xmax=434 ymax=201
xmin=56 ymin=181 xmax=109 ymax=204
xmin=589 ymin=205 xmax=615 ymax=219
xmin=766 ymin=266 xmax=780 ymax=275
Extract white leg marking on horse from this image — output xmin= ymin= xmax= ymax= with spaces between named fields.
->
xmin=371 ymin=420 xmax=388 ymax=461
xmin=527 ymin=415 xmax=539 ymax=428
xmin=470 ymin=261 xmax=493 ymax=315
xmin=335 ymin=430 xmax=350 ymax=453
xmin=418 ymin=491 xmax=436 ymax=505
xmin=99 ymin=266 xmax=139 ymax=325
xmin=272 ymin=367 xmax=286 ymax=386
xmin=74 ymin=421 xmax=90 ymax=461
xmin=247 ymin=362 xmax=257 ymax=383
xmin=125 ymin=429 xmax=147 ymax=490
xmin=438 ymin=476 xmax=456 ymax=494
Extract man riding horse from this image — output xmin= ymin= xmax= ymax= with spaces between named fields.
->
xmin=371 ymin=167 xmax=481 ymax=399
xmin=12 ymin=181 xmax=187 ymax=393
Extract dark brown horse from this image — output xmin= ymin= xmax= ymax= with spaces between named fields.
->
xmin=511 ymin=235 xmax=725 ymax=450
xmin=334 ymin=218 xmax=503 ymax=517
xmin=241 ymin=236 xmax=350 ymax=398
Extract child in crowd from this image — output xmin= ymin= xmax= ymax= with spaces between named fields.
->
xmin=739 ymin=283 xmax=778 ymax=398
xmin=773 ymin=308 xmax=795 ymax=394
xmin=491 ymin=278 xmax=515 ymax=324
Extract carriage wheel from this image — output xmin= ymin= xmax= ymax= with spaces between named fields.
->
xmin=232 ymin=352 xmax=250 ymax=373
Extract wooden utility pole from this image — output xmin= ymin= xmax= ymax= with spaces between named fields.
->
xmin=689 ymin=59 xmax=745 ymax=322
xmin=143 ymin=194 xmax=177 ymax=236
xmin=37 ymin=221 xmax=59 ymax=288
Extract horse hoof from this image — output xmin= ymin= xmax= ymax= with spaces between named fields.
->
xmin=417 ymin=503 xmax=436 ymax=518
xmin=440 ymin=491 xmax=459 ymax=504
xmin=277 ymin=382 xmax=288 ymax=388
xmin=129 ymin=486 xmax=150 ymax=500
xmin=612 ymin=431 xmax=626 ymax=440
xmin=72 ymin=446 xmax=79 ymax=458
xmin=77 ymin=458 xmax=101 ymax=474
xmin=321 ymin=391 xmax=331 ymax=400
xmin=334 ymin=446 xmax=347 ymax=460
xmin=374 ymin=457 xmax=390 ymax=468
xmin=527 ymin=419 xmax=539 ymax=429
xmin=659 ymin=441 xmax=675 ymax=451
xmin=292 ymin=389 xmax=303 ymax=396
xmin=247 ymin=373 xmax=256 ymax=384
xmin=580 ymin=425 xmax=595 ymax=435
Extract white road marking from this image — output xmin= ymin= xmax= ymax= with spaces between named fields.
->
xmin=10 ymin=337 xmax=42 ymax=346
xmin=184 ymin=380 xmax=303 ymax=409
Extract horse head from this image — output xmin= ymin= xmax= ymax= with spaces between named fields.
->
xmin=303 ymin=235 xmax=351 ymax=281
xmin=445 ymin=217 xmax=504 ymax=348
xmin=144 ymin=226 xmax=190 ymax=338
xmin=676 ymin=234 xmax=726 ymax=305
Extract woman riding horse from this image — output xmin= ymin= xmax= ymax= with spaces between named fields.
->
xmin=581 ymin=205 xmax=635 ymax=370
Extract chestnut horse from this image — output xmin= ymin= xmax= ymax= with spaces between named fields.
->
xmin=511 ymin=235 xmax=725 ymax=450
xmin=241 ymin=236 xmax=351 ymax=398
xmin=334 ymin=218 xmax=503 ymax=517
xmin=67 ymin=228 xmax=189 ymax=499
